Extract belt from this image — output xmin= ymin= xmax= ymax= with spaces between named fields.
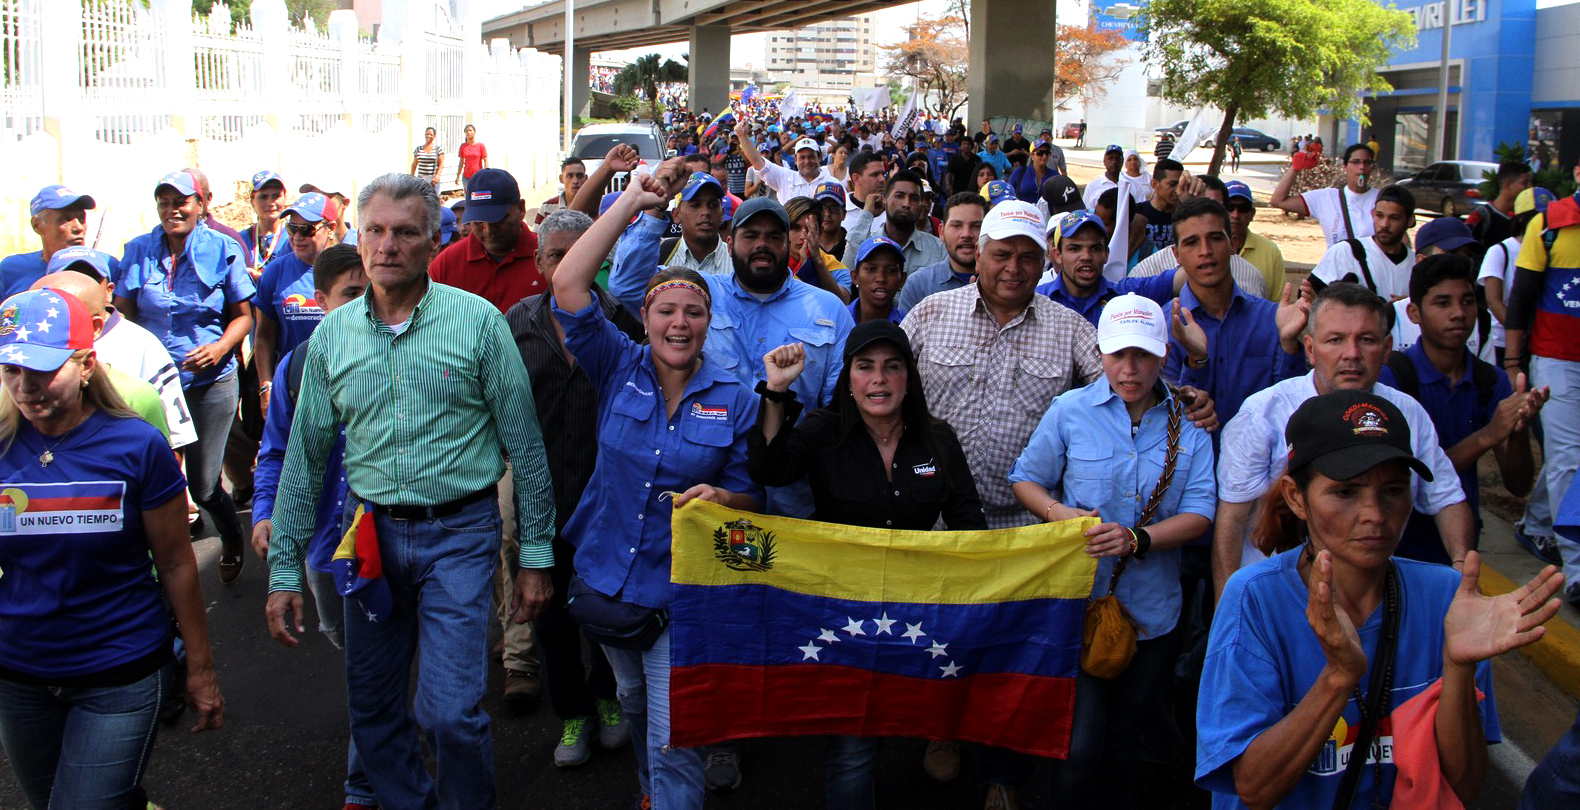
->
xmin=366 ymin=486 xmax=494 ymax=521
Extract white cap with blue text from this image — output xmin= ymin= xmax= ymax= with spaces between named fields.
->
xmin=979 ymin=200 xmax=1047 ymax=251
xmin=1097 ymin=293 xmax=1168 ymax=358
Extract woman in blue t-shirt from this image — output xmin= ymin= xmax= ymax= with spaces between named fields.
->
xmin=0 ymin=288 xmax=224 ymax=809
xmin=549 ymin=169 xmax=762 ymax=810
xmin=113 ymin=170 xmax=255 ymax=585
xmin=1196 ymin=390 xmax=1564 ymax=809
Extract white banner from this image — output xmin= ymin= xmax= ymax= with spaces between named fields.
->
xmin=855 ymin=87 xmax=888 ymax=115
xmin=779 ymin=90 xmax=804 ymax=122
xmin=1169 ymin=111 xmax=1220 ymax=164
xmin=890 ymin=92 xmax=918 ymax=140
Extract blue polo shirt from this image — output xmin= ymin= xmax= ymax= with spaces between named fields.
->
xmin=115 ymin=222 xmax=256 ymax=389
xmin=253 ymin=348 xmax=347 ymax=573
xmin=894 ymin=258 xmax=972 ymax=313
xmin=848 ymin=298 xmax=905 ymax=324
xmin=1163 ymin=282 xmax=1307 ymax=434
xmin=1379 ymin=341 xmax=1511 ymax=563
xmin=1008 ymin=379 xmax=1216 ymax=639
xmin=1037 ymin=268 xmax=1179 ymax=327
xmin=552 ymin=297 xmax=762 ymax=609
xmin=0 ymin=251 xmax=47 ymax=301
xmin=255 ymin=250 xmax=325 ymax=359
xmin=979 ymin=150 xmax=1012 ymax=180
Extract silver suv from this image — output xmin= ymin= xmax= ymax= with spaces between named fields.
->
xmin=571 ymin=122 xmax=670 ymax=192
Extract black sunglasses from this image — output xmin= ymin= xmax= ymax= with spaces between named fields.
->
xmin=285 ymin=223 xmax=323 ymax=238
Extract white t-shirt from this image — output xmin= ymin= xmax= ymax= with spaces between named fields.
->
xmin=1303 ymin=186 xmax=1379 ymax=246
xmin=757 ymin=160 xmax=835 ymax=205
xmin=1389 ymin=299 xmax=1496 ymax=364
xmin=1216 ymin=372 xmax=1465 ymax=568
xmin=1083 ymin=176 xmax=1118 ymax=212
xmin=1476 ymin=235 xmax=1521 ymax=348
xmin=1311 ymin=236 xmax=1414 ymax=300
xmin=95 ymin=312 xmax=198 ymax=450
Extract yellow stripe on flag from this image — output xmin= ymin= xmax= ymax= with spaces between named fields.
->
xmin=671 ymin=500 xmax=1099 ymax=605
xmin=332 ymin=504 xmax=369 ymax=563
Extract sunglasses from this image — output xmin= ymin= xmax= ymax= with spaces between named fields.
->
xmin=1226 ymin=202 xmax=1255 ymax=214
xmin=285 ymin=223 xmax=323 ymax=238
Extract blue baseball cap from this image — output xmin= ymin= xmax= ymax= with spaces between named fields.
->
xmin=1033 ymin=139 xmax=1053 ymax=153
xmin=1105 ymin=144 xmax=1124 ymax=155
xmin=250 ymin=170 xmax=285 ymax=191
xmin=29 ymin=185 xmax=96 ymax=216
xmin=1058 ymin=210 xmax=1108 ymax=240
xmin=731 ymin=197 xmax=790 ymax=233
xmin=0 ymin=288 xmax=96 ymax=372
xmin=986 ymin=134 xmax=1000 ymax=144
xmin=439 ymin=206 xmax=457 ymax=242
xmin=45 ymin=246 xmax=116 ymax=282
xmin=814 ymin=181 xmax=847 ymax=206
xmin=1414 ymin=216 xmax=1477 ymax=255
xmin=462 ymin=168 xmax=522 ymax=224
xmin=1012 ymin=124 xmax=1024 ymax=134
xmin=855 ymin=236 xmax=905 ymax=265
xmin=720 ymin=194 xmax=735 ymax=222
xmin=154 ymin=169 xmax=200 ymax=197
xmin=281 ymin=192 xmax=341 ymax=224
xmin=983 ymin=180 xmax=1018 ymax=208
xmin=1225 ymin=181 xmax=1253 ymax=203
xmin=678 ymin=171 xmax=725 ymax=202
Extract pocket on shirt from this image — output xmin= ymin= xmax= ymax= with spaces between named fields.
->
xmin=609 ymin=385 xmax=657 ymax=446
xmin=1158 ymin=443 xmax=1201 ymax=516
xmin=788 ymin=325 xmax=837 ymax=389
xmin=1012 ymin=356 xmax=1066 ymax=416
xmin=1065 ymin=445 xmax=1115 ymax=508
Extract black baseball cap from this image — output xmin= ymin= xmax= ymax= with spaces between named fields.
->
xmin=462 ymin=168 xmax=521 ymax=224
xmin=1285 ymin=391 xmax=1433 ymax=482
xmin=1041 ymin=176 xmax=1082 ymax=215
xmin=843 ymin=319 xmax=912 ymax=362
xmin=730 ymin=197 xmax=790 ymax=234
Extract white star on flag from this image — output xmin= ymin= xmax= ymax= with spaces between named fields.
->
xmin=817 ymin=629 xmax=841 ymax=644
xmin=794 ymin=614 xmax=964 ymax=679
xmin=842 ymin=617 xmax=867 ymax=637
xmin=940 ymin=662 xmax=962 ymax=678
xmin=902 ymin=622 xmax=926 ymax=643
xmin=799 ymin=642 xmax=822 ymax=661
xmin=928 ymin=641 xmax=950 ymax=659
xmin=873 ymin=613 xmax=896 ymax=635
xmin=34 ymin=320 xmax=49 ymax=333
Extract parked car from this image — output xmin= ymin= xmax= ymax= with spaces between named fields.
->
xmin=1204 ymin=127 xmax=1282 ymax=152
xmin=1394 ymin=160 xmax=1499 ymax=217
xmin=1153 ymin=120 xmax=1190 ymax=137
xmin=569 ymin=122 xmax=670 ymax=192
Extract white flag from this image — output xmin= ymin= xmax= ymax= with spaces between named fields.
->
xmin=1170 ymin=111 xmax=1220 ymax=164
xmin=779 ymin=91 xmax=804 ymax=123
xmin=856 ymin=87 xmax=887 ymax=115
xmin=890 ymin=92 xmax=918 ymax=140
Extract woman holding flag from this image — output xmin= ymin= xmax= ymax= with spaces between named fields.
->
xmin=1008 ymin=294 xmax=1216 ymax=810
xmin=1196 ymin=390 xmax=1564 ymax=809
xmin=750 ymin=319 xmax=985 ymax=808
xmin=550 ymin=168 xmax=762 ymax=810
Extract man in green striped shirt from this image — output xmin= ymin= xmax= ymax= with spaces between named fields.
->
xmin=265 ymin=173 xmax=554 ymax=809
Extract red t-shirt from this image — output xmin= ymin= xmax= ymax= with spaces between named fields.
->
xmin=457 ymin=142 xmax=488 ymax=180
xmin=428 ymin=227 xmax=544 ymax=313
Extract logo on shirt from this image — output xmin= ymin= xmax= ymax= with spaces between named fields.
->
xmin=0 ymin=482 xmax=126 ymax=535
xmin=282 ymin=293 xmax=323 ymax=319
xmin=713 ymin=518 xmax=777 ymax=572
xmin=1311 ymin=715 xmax=1394 ymax=775
xmin=692 ymin=402 xmax=729 ymax=421
xmin=912 ymin=460 xmax=937 ymax=477
xmin=1342 ymin=403 xmax=1389 ymax=437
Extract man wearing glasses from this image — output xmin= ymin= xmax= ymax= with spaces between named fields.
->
xmin=255 ymin=192 xmax=341 ymax=409
xmin=1270 ymin=142 xmax=1380 ymax=246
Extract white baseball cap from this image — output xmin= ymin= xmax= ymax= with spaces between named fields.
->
xmin=980 ymin=200 xmax=1047 ymax=251
xmin=793 ymin=137 xmax=820 ymax=153
xmin=1097 ymin=293 xmax=1168 ymax=357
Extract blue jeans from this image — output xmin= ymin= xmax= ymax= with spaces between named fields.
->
xmin=603 ymin=630 xmax=705 ymax=809
xmin=183 ymin=373 xmax=245 ymax=557
xmin=0 ymin=661 xmax=170 ymax=810
xmin=341 ymin=496 xmax=500 ymax=810
xmin=825 ymin=736 xmax=882 ymax=809
xmin=1047 ymin=636 xmax=1175 ymax=809
xmin=1532 ymin=356 xmax=1580 ymax=585
xmin=1522 ymin=703 xmax=1580 ymax=808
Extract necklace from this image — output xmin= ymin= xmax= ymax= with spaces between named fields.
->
xmin=36 ymin=412 xmax=88 ymax=467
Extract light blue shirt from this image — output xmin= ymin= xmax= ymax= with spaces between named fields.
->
xmin=894 ymin=258 xmax=972 ymax=313
xmin=1008 ymin=379 xmax=1217 ymax=639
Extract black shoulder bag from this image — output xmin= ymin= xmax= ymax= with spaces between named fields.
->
xmin=1331 ymin=561 xmax=1400 ymax=810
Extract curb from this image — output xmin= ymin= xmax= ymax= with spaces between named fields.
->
xmin=1479 ymin=562 xmax=1580 ymax=701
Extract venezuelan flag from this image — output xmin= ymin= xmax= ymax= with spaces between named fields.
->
xmin=669 ymin=500 xmax=1098 ymax=757
xmin=331 ymin=504 xmax=392 ymax=623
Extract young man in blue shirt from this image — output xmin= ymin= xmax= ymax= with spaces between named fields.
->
xmin=1378 ymin=253 xmax=1546 ymax=563
xmin=1036 ymin=211 xmax=1182 ymax=326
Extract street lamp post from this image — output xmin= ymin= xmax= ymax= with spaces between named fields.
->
xmin=564 ymin=0 xmax=575 ymax=154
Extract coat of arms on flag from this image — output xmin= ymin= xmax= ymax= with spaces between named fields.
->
xmin=669 ymin=500 xmax=1099 ymax=757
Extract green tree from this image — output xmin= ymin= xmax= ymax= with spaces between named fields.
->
xmin=204 ymin=0 xmax=344 ymax=30
xmin=613 ymin=53 xmax=688 ymax=116
xmin=1142 ymin=0 xmax=1415 ymax=174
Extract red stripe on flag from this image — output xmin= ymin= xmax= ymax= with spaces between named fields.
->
xmin=26 ymin=496 xmax=120 ymax=511
xmin=670 ymin=663 xmax=1075 ymax=757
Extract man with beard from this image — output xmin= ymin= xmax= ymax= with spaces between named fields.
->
xmin=841 ymin=170 xmax=946 ymax=275
xmin=895 ymin=193 xmax=986 ymax=312
xmin=842 ymin=152 xmax=888 ymax=232
xmin=1034 ymin=211 xmax=1183 ymax=327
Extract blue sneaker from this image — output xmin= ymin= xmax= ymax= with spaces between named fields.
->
xmin=1515 ymin=526 xmax=1562 ymax=566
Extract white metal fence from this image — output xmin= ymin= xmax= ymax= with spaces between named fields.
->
xmin=1 ymin=0 xmax=563 ymax=256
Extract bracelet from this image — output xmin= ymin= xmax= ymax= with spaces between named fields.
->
xmin=259 ymin=382 xmax=273 ymax=392
xmin=1045 ymin=502 xmax=1059 ymax=522
xmin=1188 ymin=355 xmax=1209 ymax=368
xmin=754 ymin=380 xmax=797 ymax=403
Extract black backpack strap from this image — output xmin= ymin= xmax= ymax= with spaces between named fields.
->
xmin=1470 ymin=356 xmax=1499 ymax=412
xmin=286 ymin=347 xmax=309 ymax=407
xmin=1345 ymin=238 xmax=1377 ymax=292
xmin=1384 ymin=352 xmax=1421 ymax=400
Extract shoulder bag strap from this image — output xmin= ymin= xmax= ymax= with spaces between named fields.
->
xmin=1108 ymin=391 xmax=1184 ymax=591
xmin=1338 ymin=187 xmax=1357 ymax=242
xmin=1331 ymin=563 xmax=1401 ymax=810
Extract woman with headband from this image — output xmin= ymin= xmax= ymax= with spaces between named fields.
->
xmin=549 ymin=169 xmax=763 ymax=810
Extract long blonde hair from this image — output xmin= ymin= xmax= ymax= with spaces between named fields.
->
xmin=0 ymin=350 xmax=138 ymax=458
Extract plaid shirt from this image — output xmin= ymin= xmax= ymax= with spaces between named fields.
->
xmin=900 ymin=285 xmax=1102 ymax=528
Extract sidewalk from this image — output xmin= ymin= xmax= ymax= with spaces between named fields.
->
xmin=1478 ymin=510 xmax=1580 ymax=698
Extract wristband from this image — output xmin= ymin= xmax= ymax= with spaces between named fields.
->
xmin=1188 ymin=355 xmax=1209 ymax=368
xmin=754 ymin=380 xmax=797 ymax=403
xmin=259 ymin=382 xmax=273 ymax=392
xmin=1134 ymin=526 xmax=1152 ymax=560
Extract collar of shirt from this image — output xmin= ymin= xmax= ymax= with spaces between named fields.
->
xmin=715 ymin=271 xmax=793 ymax=307
xmin=143 ymin=220 xmax=228 ymax=288
xmin=1042 ymin=273 xmax=1119 ymax=318
xmin=848 ymin=298 xmax=904 ymax=324
xmin=966 ymin=284 xmax=1041 ymax=331
xmin=1404 ymin=340 xmax=1473 ymax=390
xmin=1081 ymin=376 xmax=1179 ymax=415
xmin=462 ymin=228 xmax=535 ymax=268
xmin=361 ymin=277 xmax=433 ymax=333
xmin=1178 ymin=278 xmax=1251 ymax=319
xmin=1239 ymin=230 xmax=1272 ymax=258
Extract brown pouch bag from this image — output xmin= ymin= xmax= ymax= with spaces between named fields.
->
xmin=1077 ymin=392 xmax=1184 ymax=679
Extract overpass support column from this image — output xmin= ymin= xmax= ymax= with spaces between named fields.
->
xmin=570 ymin=47 xmax=592 ymax=121
xmin=968 ymin=0 xmax=1056 ymax=125
xmin=688 ymin=24 xmax=731 ymax=116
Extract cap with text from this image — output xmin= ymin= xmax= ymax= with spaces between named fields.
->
xmin=45 ymin=246 xmax=115 ymax=282
xmin=1285 ymin=390 xmax=1433 ymax=483
xmin=1096 ymin=293 xmax=1167 ymax=358
xmin=462 ymin=168 xmax=522 ymax=224
xmin=979 ymin=200 xmax=1047 ymax=251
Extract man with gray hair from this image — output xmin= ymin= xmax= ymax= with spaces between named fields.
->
xmin=265 ymin=172 xmax=556 ymax=808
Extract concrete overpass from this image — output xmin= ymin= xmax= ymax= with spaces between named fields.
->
xmin=482 ymin=0 xmax=1059 ymax=127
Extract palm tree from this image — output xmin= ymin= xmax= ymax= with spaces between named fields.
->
xmin=613 ymin=53 xmax=689 ymax=115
